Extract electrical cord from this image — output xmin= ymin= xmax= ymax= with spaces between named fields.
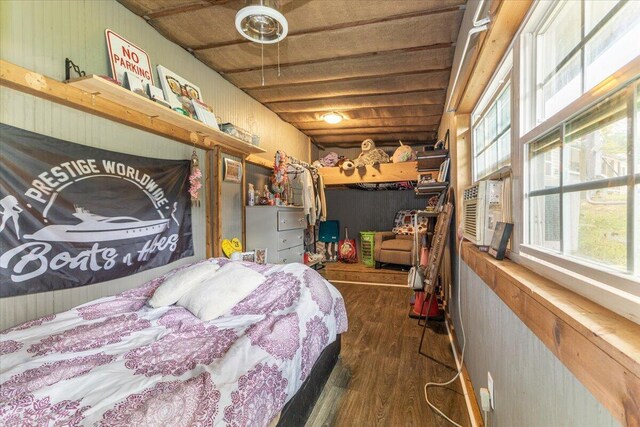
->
xmin=424 ymin=237 xmax=466 ymax=427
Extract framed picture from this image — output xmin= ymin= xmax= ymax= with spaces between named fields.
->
xmin=418 ymin=172 xmax=435 ymax=183
xmin=437 ymin=158 xmax=450 ymax=182
xmin=224 ymin=158 xmax=242 ymax=183
xmin=255 ymin=248 xmax=267 ymax=265
xmin=488 ymin=222 xmax=513 ymax=260
xmin=192 ymin=99 xmax=219 ymax=130
xmin=241 ymin=251 xmax=255 ymax=262
xmin=123 ymin=72 xmax=147 ymax=98
xmin=157 ymin=65 xmax=202 ymax=114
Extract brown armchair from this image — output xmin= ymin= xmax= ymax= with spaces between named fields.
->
xmin=374 ymin=210 xmax=428 ymax=269
xmin=374 ymin=232 xmax=416 ymax=268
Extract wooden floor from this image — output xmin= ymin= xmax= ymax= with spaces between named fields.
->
xmin=320 ymin=262 xmax=408 ymax=286
xmin=306 ymin=283 xmax=470 ymax=427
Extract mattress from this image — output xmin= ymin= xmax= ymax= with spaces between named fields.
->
xmin=0 ymin=258 xmax=348 ymax=426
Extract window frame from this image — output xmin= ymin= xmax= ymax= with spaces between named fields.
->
xmin=470 ymin=0 xmax=640 ymax=321
xmin=471 ymin=54 xmax=514 ymax=183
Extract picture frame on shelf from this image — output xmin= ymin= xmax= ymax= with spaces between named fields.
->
xmin=437 ymin=158 xmax=450 ymax=182
xmin=192 ymin=99 xmax=219 ymax=130
xmin=418 ymin=172 xmax=435 ymax=184
xmin=488 ymin=222 xmax=513 ymax=260
xmin=255 ymin=248 xmax=267 ymax=265
xmin=241 ymin=251 xmax=256 ymax=263
xmin=224 ymin=158 xmax=242 ymax=183
xmin=157 ymin=65 xmax=202 ymax=115
xmin=123 ymin=72 xmax=147 ymax=98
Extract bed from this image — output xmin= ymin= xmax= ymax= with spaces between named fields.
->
xmin=0 ymin=258 xmax=348 ymax=426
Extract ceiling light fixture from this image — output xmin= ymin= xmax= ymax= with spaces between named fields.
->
xmin=235 ymin=1 xmax=288 ymax=45
xmin=322 ymin=112 xmax=343 ymax=124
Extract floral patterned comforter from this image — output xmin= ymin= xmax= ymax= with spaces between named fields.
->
xmin=0 ymin=258 xmax=348 ymax=426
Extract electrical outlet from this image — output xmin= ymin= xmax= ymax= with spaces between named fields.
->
xmin=487 ymin=371 xmax=495 ymax=410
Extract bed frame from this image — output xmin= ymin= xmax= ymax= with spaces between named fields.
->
xmin=276 ymin=335 xmax=341 ymax=426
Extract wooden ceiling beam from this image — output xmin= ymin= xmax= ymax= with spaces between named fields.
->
xmin=225 ymin=46 xmax=454 ymax=88
xmin=267 ymin=90 xmax=446 ymax=113
xmin=241 ymin=67 xmax=451 ymax=90
xmin=137 ymin=0 xmax=234 ymax=20
xmin=255 ymin=86 xmax=447 ymax=105
xmin=279 ymin=105 xmax=444 ymax=123
xmin=191 ymin=5 xmax=463 ymax=51
xmin=216 ymin=42 xmax=454 ymax=74
xmin=293 ymin=116 xmax=442 ymax=131
xmin=312 ymin=132 xmax=436 ymax=144
xmin=304 ymin=126 xmax=438 ymax=136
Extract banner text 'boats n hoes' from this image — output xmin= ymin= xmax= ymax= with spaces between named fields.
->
xmin=0 ymin=124 xmax=193 ymax=297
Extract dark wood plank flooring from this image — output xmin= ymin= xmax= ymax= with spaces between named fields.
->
xmin=307 ymin=283 xmax=471 ymax=427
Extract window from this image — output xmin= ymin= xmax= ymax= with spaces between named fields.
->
xmin=530 ymin=0 xmax=640 ymax=125
xmin=525 ymin=80 xmax=639 ymax=277
xmin=472 ymin=81 xmax=511 ymax=181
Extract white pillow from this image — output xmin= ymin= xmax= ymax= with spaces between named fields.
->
xmin=148 ymin=262 xmax=220 ymax=308
xmin=177 ymin=263 xmax=265 ymax=321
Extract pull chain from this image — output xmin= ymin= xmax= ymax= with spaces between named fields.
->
xmin=261 ymin=42 xmax=265 ymax=86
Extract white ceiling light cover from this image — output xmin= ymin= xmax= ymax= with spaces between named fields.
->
xmin=235 ymin=2 xmax=288 ymax=44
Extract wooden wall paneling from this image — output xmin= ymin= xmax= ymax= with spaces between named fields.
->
xmin=460 ymin=243 xmax=640 ymax=426
xmin=214 ymin=147 xmax=223 ymax=257
xmin=241 ymin=155 xmax=246 ymax=248
xmin=246 ymin=154 xmax=273 ymax=169
xmin=205 ymin=148 xmax=213 ymax=258
xmin=456 ymin=0 xmax=533 ymax=113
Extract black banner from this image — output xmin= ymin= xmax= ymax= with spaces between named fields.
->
xmin=0 ymin=124 xmax=193 ymax=297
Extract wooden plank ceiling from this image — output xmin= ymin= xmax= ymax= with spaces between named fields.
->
xmin=118 ymin=0 xmax=465 ymax=147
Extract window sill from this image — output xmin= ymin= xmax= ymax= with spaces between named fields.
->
xmin=460 ymin=241 xmax=640 ymax=426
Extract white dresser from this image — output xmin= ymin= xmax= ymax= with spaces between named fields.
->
xmin=246 ymin=206 xmax=306 ymax=264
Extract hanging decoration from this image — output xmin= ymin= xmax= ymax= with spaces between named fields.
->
xmin=271 ymin=150 xmax=288 ymax=196
xmin=189 ymin=150 xmax=202 ymax=206
xmin=0 ymin=123 xmax=193 ymax=297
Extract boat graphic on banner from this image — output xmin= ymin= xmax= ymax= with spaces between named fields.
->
xmin=0 ymin=123 xmax=193 ymax=297
xmin=24 ymin=207 xmax=171 ymax=243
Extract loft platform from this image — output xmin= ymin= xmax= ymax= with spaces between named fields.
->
xmin=0 ymin=60 xmax=265 ymax=155
xmin=318 ymin=161 xmax=417 ymax=186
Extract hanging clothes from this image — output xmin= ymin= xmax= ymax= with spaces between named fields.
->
xmin=317 ymin=173 xmax=327 ymax=221
xmin=301 ymin=167 xmax=316 ymax=225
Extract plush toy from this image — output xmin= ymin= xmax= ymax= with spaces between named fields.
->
xmin=318 ymin=151 xmax=340 ymax=167
xmin=337 ymin=157 xmax=356 ymax=171
xmin=353 ymin=139 xmax=390 ymax=168
xmin=391 ymin=140 xmax=416 ymax=163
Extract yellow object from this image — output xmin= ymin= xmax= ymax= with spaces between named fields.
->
xmin=221 ymin=238 xmax=243 ymax=257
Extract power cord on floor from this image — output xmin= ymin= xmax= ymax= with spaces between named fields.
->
xmin=424 ymin=237 xmax=466 ymax=427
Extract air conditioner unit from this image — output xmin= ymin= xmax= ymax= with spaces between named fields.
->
xmin=462 ymin=180 xmax=503 ymax=246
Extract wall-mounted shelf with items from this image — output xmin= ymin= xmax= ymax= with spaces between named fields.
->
xmin=415 ymin=149 xmax=450 ymax=214
xmin=0 ymin=60 xmax=265 ymax=155
xmin=318 ymin=161 xmax=417 ymax=186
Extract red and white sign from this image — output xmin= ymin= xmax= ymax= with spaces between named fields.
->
xmin=105 ymin=29 xmax=154 ymax=86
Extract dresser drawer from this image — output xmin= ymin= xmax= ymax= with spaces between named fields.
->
xmin=278 ymin=229 xmax=304 ymax=251
xmin=277 ymin=210 xmax=306 ymax=231
xmin=277 ymin=245 xmax=305 ymax=264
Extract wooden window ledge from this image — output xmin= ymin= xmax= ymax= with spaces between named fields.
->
xmin=460 ymin=242 xmax=640 ymax=426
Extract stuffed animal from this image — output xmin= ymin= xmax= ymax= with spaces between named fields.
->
xmin=353 ymin=139 xmax=390 ymax=168
xmin=317 ymin=151 xmax=340 ymax=167
xmin=391 ymin=140 xmax=416 ymax=163
xmin=337 ymin=157 xmax=356 ymax=171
